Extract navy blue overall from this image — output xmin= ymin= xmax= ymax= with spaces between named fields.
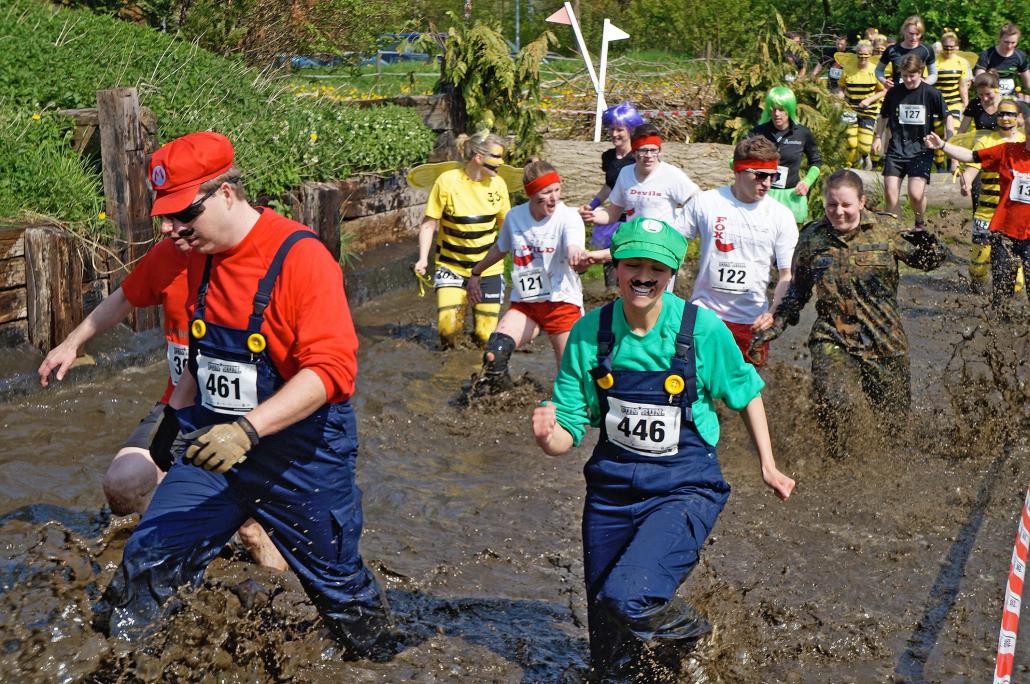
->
xmin=95 ymin=231 xmax=392 ymax=655
xmin=583 ymin=302 xmax=730 ymax=667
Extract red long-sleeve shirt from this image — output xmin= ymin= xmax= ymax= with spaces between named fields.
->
xmin=121 ymin=237 xmax=190 ymax=403
xmin=184 ymin=209 xmax=357 ymax=403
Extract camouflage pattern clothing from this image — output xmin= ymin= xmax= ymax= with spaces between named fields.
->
xmin=773 ymin=210 xmax=949 ymax=359
xmin=769 ymin=210 xmax=949 ymax=458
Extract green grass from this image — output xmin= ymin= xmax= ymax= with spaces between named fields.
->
xmin=287 ymin=60 xmax=441 ymax=99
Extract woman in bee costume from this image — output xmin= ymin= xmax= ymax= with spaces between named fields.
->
xmin=413 ymin=132 xmax=512 ymax=348
xmin=532 ymin=217 xmax=794 ymax=678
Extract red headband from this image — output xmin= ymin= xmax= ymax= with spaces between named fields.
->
xmin=733 ymin=159 xmax=780 ymax=172
xmin=524 ymin=172 xmax=561 ymax=196
xmin=631 ymin=135 xmax=663 ymax=151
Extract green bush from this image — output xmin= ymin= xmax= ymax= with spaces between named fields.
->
xmin=0 ymin=107 xmax=107 ymax=232
xmin=695 ymin=14 xmax=849 ymax=218
xmin=0 ymin=0 xmax=436 ymax=232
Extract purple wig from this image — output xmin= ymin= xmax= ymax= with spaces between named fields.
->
xmin=602 ymin=102 xmax=645 ymax=130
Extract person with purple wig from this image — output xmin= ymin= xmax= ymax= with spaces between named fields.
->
xmin=586 ymin=103 xmax=645 ymax=289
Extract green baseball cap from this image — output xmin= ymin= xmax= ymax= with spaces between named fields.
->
xmin=610 ymin=217 xmax=688 ymax=270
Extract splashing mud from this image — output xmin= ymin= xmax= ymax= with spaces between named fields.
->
xmin=1 ymin=216 xmax=1029 ymax=681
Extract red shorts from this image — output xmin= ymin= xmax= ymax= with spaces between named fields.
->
xmin=509 ymin=301 xmax=583 ymax=335
xmin=723 ymin=320 xmax=768 ymax=367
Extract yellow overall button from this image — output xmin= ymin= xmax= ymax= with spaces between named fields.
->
xmin=247 ymin=333 xmax=267 ymax=354
xmin=596 ymin=373 xmax=614 ymax=390
xmin=191 ymin=319 xmax=207 ymax=339
xmin=664 ymin=374 xmax=685 ymax=395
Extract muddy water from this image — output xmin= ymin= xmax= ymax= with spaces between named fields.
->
xmin=1 ymin=225 xmax=1030 ymax=682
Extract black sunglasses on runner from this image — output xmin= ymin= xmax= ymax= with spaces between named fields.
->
xmin=166 ymin=186 xmax=219 ymax=224
xmin=748 ymin=170 xmax=780 ymax=181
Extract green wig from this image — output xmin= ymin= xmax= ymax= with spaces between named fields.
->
xmin=758 ymin=86 xmax=798 ymax=124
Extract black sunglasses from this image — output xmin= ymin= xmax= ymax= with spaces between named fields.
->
xmin=166 ymin=186 xmax=219 ymax=224
xmin=748 ymin=170 xmax=780 ymax=181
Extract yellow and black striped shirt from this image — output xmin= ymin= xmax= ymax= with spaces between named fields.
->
xmin=425 ymin=169 xmax=510 ymax=277
xmin=840 ymin=63 xmax=884 ymax=120
xmin=936 ymin=54 xmax=969 ymax=113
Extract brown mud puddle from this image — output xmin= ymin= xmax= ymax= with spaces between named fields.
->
xmin=0 ymin=212 xmax=1028 ymax=682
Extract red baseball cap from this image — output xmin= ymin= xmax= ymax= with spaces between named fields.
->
xmin=149 ymin=132 xmax=235 ymax=216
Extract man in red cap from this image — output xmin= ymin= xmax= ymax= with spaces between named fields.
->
xmin=93 ymin=132 xmax=398 ymax=659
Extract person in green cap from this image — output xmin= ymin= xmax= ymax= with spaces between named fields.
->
xmin=532 ymin=216 xmax=795 ymax=678
xmin=749 ymin=86 xmax=823 ymax=224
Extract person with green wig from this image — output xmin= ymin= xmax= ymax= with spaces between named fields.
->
xmin=749 ymin=86 xmax=823 ymax=223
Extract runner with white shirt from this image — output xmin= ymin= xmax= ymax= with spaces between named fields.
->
xmin=579 ymin=122 xmax=699 ymax=231
xmin=683 ymin=136 xmax=799 ymax=366
xmin=469 ymin=161 xmax=588 ymax=391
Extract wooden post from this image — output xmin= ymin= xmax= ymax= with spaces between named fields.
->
xmin=96 ymin=87 xmax=158 ymax=332
xmin=24 ymin=226 xmax=83 ymax=352
xmin=300 ymin=182 xmax=343 ymax=262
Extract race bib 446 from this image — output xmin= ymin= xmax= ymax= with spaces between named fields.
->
xmin=604 ymin=397 xmax=682 ymax=456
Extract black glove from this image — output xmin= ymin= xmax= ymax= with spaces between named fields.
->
xmin=901 ymin=228 xmax=936 ymax=247
xmin=148 ymin=404 xmax=181 ymax=472
xmin=748 ymin=324 xmax=784 ymax=364
xmin=183 ymin=417 xmax=260 ymax=474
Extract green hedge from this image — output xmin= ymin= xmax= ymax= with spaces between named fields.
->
xmin=0 ymin=0 xmax=436 ymax=231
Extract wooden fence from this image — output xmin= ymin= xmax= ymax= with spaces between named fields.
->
xmin=1 ymin=86 xmax=440 ymax=350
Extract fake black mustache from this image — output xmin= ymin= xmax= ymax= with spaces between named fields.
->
xmin=176 ymin=227 xmax=195 ymax=238
xmin=630 ymin=279 xmax=658 ymax=289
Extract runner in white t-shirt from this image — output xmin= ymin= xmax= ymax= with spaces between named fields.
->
xmin=683 ymin=136 xmax=798 ymax=366
xmin=469 ymin=161 xmax=588 ymax=392
xmin=579 ymin=123 xmax=700 ymax=232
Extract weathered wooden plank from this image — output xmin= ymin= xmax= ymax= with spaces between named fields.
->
xmin=300 ymin=181 xmax=343 ymax=261
xmin=342 ymin=204 xmax=426 ymax=253
xmin=0 ymin=318 xmax=28 ymax=346
xmin=24 ymin=226 xmax=83 ymax=351
xmin=0 ymin=258 xmax=26 ymax=289
xmin=337 ymin=174 xmax=410 ymax=204
xmin=59 ymin=106 xmax=158 ymax=157
xmin=0 ymin=227 xmax=26 ymax=260
xmin=96 ymin=88 xmax=159 ymax=332
xmin=0 ymin=287 xmax=27 ymax=325
xmin=342 ymin=185 xmax=428 ymax=219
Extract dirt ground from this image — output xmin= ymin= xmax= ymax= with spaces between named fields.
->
xmin=0 ymin=141 xmax=1028 ymax=682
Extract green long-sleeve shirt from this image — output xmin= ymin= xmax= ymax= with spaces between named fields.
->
xmin=551 ymin=293 xmax=765 ymax=447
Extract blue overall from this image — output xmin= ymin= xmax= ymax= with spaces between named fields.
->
xmin=94 ymin=231 xmax=392 ymax=656
xmin=583 ymin=302 xmax=730 ymax=668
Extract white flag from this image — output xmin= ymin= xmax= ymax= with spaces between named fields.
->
xmin=603 ymin=22 xmax=630 ymax=42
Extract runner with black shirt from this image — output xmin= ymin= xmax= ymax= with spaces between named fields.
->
xmin=749 ymin=86 xmax=822 ymax=224
xmin=876 ymin=16 xmax=937 ymax=88
xmin=872 ymin=55 xmax=950 ymax=227
xmin=974 ymin=23 xmax=1030 ymax=100
xmin=960 ymin=72 xmax=1003 ymax=134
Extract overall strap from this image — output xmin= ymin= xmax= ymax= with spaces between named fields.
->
xmin=194 ymin=256 xmax=216 ymax=321
xmin=673 ymin=302 xmax=699 ymax=405
xmin=589 ymin=302 xmax=616 ymax=382
xmin=247 ymin=230 xmax=320 ymax=333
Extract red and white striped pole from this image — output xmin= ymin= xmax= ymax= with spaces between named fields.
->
xmin=994 ymin=486 xmax=1030 ymax=684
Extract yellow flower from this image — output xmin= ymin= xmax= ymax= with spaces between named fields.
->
xmin=98 ymin=211 xmax=107 ymax=221
xmin=32 ymin=113 xmax=41 ymax=120
xmin=309 ymin=132 xmax=318 ymax=142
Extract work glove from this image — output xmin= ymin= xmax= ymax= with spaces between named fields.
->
xmin=184 ymin=417 xmax=259 ymax=473
xmin=748 ymin=324 xmax=784 ymax=361
xmin=148 ymin=404 xmax=181 ymax=472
